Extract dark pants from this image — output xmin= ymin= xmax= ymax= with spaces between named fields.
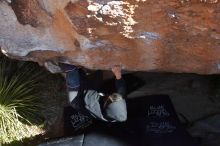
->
xmin=67 ymin=69 xmax=103 ymax=110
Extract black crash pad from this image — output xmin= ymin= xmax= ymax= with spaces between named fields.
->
xmin=39 ymin=95 xmax=198 ymax=146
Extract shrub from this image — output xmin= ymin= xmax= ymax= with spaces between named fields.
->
xmin=0 ymin=58 xmax=44 ymax=144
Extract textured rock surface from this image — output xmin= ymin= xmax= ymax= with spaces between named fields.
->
xmin=0 ymin=0 xmax=220 ymax=74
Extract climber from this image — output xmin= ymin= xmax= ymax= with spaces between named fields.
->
xmin=59 ymin=63 xmax=127 ymax=122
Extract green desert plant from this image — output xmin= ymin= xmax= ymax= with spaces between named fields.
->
xmin=0 ymin=58 xmax=44 ymax=144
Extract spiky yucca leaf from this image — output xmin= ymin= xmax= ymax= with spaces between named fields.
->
xmin=0 ymin=59 xmax=44 ymax=144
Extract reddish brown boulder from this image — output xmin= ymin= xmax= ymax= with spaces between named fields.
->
xmin=0 ymin=0 xmax=219 ymax=74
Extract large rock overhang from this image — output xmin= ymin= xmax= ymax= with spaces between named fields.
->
xmin=0 ymin=0 xmax=220 ymax=74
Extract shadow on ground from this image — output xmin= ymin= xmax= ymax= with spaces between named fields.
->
xmin=15 ymin=71 xmax=220 ymax=146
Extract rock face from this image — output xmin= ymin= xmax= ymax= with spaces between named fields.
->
xmin=0 ymin=0 xmax=220 ymax=74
